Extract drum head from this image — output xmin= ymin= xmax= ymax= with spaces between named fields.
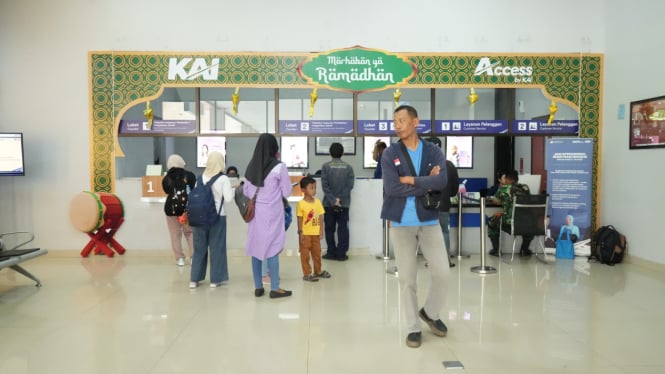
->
xmin=69 ymin=191 xmax=105 ymax=232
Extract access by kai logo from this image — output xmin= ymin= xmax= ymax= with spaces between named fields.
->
xmin=167 ymin=58 xmax=220 ymax=81
xmin=474 ymin=57 xmax=533 ymax=82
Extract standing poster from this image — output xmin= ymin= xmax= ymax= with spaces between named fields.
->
xmin=546 ymin=138 xmax=593 ymax=245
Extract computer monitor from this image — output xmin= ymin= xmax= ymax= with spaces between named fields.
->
xmin=519 ymin=174 xmax=542 ymax=194
xmin=0 ymin=133 xmax=25 ymax=176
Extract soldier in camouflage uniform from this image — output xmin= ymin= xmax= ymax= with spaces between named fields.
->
xmin=487 ymin=170 xmax=532 ymax=257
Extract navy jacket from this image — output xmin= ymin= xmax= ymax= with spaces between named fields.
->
xmin=380 ymin=140 xmax=448 ymax=223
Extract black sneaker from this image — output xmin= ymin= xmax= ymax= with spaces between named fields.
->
xmin=337 ymin=255 xmax=349 ymax=261
xmin=489 ymin=249 xmax=499 ymax=257
xmin=418 ymin=308 xmax=448 ymax=337
xmin=322 ymin=253 xmax=337 ymax=260
xmin=406 ymin=332 xmax=422 ymax=348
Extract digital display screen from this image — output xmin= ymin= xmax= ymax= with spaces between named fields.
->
xmin=197 ymin=136 xmax=226 ymax=168
xmin=363 ymin=136 xmax=391 ymax=168
xmin=315 ymin=137 xmax=356 ymax=155
xmin=280 ymin=136 xmax=309 ymax=169
xmin=446 ymin=136 xmax=473 ymax=169
xmin=0 ymin=133 xmax=25 ymax=176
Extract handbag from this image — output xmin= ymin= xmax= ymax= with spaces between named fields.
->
xmin=420 ymin=190 xmax=443 ymax=209
xmin=241 ymin=192 xmax=258 ymax=223
xmin=556 ymin=228 xmax=575 ymax=259
xmin=235 ymin=182 xmax=259 ymax=223
xmin=399 ymin=142 xmax=441 ymax=210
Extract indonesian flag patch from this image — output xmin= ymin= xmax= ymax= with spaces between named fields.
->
xmin=394 ymin=158 xmax=401 ymax=166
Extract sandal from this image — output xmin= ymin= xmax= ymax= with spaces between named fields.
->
xmin=303 ymin=274 xmax=319 ymax=282
xmin=315 ymin=270 xmax=331 ymax=278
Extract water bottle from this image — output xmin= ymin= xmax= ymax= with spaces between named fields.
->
xmin=458 ymin=179 xmax=467 ymax=197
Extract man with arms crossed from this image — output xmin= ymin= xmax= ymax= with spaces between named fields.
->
xmin=380 ymin=105 xmax=450 ymax=348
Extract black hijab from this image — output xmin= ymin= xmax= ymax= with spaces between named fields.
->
xmin=245 ymin=133 xmax=281 ymax=187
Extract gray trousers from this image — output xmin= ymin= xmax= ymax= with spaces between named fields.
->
xmin=390 ymin=224 xmax=450 ymax=333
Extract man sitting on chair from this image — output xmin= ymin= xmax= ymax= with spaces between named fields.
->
xmin=487 ymin=170 xmax=532 ymax=257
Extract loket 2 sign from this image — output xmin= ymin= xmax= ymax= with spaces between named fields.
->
xmin=297 ymin=46 xmax=417 ymax=93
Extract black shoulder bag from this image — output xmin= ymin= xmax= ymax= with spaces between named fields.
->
xmin=399 ymin=142 xmax=442 ymax=210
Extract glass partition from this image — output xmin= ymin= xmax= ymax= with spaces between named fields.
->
xmin=200 ymin=88 xmax=275 ymax=134
xmin=115 ymin=86 xmax=580 ymax=179
xmin=358 ymin=88 xmax=431 ymax=121
xmin=278 ymin=88 xmax=353 ymax=122
xmin=118 ymin=87 xmax=197 ymax=135
xmin=435 ymin=88 xmax=495 ymax=121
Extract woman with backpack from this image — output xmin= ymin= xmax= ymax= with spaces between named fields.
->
xmin=162 ymin=154 xmax=196 ymax=267
xmin=189 ymin=151 xmax=234 ymax=289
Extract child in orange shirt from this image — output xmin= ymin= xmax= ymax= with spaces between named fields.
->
xmin=297 ymin=177 xmax=330 ymax=281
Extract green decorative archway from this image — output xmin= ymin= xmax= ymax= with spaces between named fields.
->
xmin=89 ymin=50 xmax=602 ymax=224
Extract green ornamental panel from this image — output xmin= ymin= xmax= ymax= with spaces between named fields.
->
xmin=89 ymin=51 xmax=602 ymax=225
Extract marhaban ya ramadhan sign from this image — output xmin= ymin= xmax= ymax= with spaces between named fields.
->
xmin=297 ymin=46 xmax=418 ymax=93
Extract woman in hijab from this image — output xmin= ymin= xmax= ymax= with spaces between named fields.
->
xmin=372 ymin=140 xmax=387 ymax=179
xmin=244 ymin=134 xmax=293 ymax=298
xmin=190 ymin=151 xmax=234 ymax=289
xmin=561 ymin=214 xmax=580 ymax=242
xmin=226 ymin=166 xmax=239 ymax=178
xmin=162 ymin=154 xmax=196 ymax=267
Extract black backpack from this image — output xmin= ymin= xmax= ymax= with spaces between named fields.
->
xmin=186 ymin=174 xmax=223 ymax=227
xmin=589 ymin=225 xmax=627 ymax=265
xmin=164 ymin=176 xmax=190 ymax=216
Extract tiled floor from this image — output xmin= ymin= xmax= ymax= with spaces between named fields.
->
xmin=1 ymin=251 xmax=665 ymax=374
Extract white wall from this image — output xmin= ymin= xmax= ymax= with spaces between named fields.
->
xmin=602 ymin=0 xmax=665 ymax=264
xmin=0 ymin=0 xmax=611 ymax=254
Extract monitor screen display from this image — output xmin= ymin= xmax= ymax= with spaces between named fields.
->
xmin=0 ymin=133 xmax=25 ymax=176
xmin=280 ymin=136 xmax=309 ymax=169
xmin=197 ymin=136 xmax=226 ymax=168
xmin=446 ymin=136 xmax=473 ymax=169
xmin=363 ymin=136 xmax=391 ymax=168
xmin=314 ymin=137 xmax=356 ymax=155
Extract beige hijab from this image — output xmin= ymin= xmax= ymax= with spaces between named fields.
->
xmin=203 ymin=151 xmax=226 ymax=178
xmin=166 ymin=154 xmax=186 ymax=170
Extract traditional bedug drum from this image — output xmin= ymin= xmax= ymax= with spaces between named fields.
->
xmin=69 ymin=191 xmax=126 ymax=257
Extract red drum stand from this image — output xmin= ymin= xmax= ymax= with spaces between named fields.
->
xmin=70 ymin=192 xmax=127 ymax=257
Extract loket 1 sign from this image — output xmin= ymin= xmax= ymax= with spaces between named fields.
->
xmin=297 ymin=46 xmax=418 ymax=93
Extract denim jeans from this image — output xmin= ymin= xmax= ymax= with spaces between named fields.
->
xmin=252 ymin=255 xmax=280 ymax=290
xmin=191 ymin=216 xmax=228 ymax=284
xmin=324 ymin=207 xmax=349 ymax=257
xmin=438 ymin=212 xmax=451 ymax=256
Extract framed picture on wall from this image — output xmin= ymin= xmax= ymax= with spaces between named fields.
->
xmin=281 ymin=136 xmax=309 ymax=168
xmin=363 ymin=136 xmax=391 ymax=168
xmin=197 ymin=136 xmax=226 ymax=168
xmin=629 ymin=95 xmax=665 ymax=150
xmin=446 ymin=136 xmax=473 ymax=169
xmin=315 ymin=137 xmax=355 ymax=155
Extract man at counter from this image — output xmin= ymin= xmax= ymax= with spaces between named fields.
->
xmin=487 ymin=170 xmax=532 ymax=257
xmin=380 ymin=105 xmax=450 ymax=348
xmin=321 ymin=142 xmax=355 ymax=261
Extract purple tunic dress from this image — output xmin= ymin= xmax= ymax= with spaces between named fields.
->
xmin=243 ymin=162 xmax=292 ymax=260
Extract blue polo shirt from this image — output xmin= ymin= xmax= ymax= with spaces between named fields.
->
xmin=392 ymin=141 xmax=439 ymax=227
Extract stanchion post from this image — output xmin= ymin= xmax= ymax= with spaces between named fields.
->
xmin=471 ymin=197 xmax=497 ymax=274
xmin=456 ymin=192 xmax=470 ymax=259
xmin=376 ymin=219 xmax=392 ymax=260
